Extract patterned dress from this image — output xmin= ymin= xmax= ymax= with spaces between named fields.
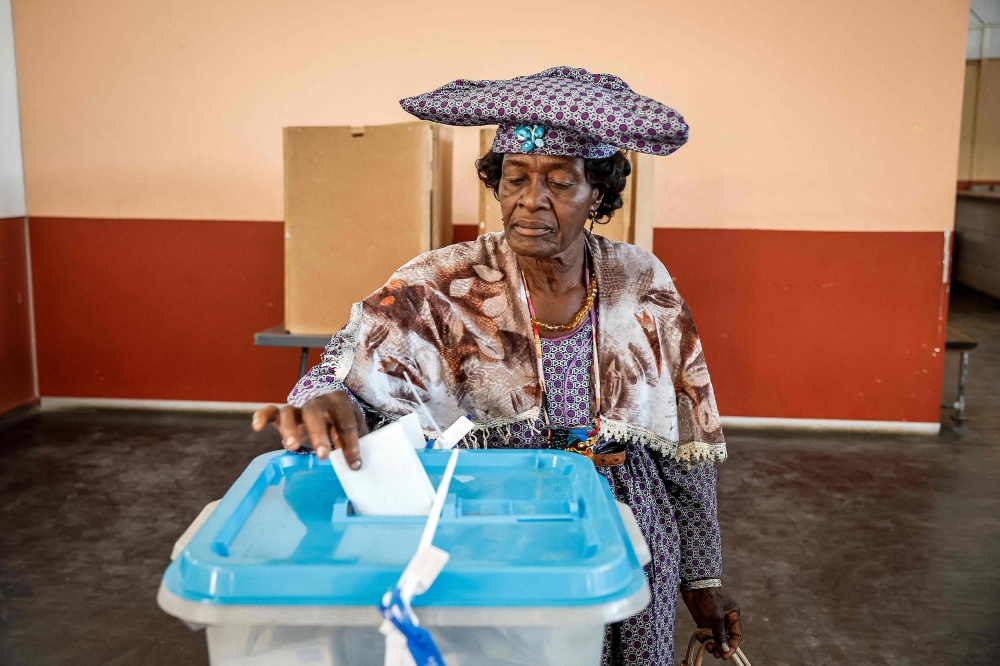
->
xmin=289 ymin=317 xmax=723 ymax=665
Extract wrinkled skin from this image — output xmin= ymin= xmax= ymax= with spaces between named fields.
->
xmin=251 ymin=154 xmax=741 ymax=660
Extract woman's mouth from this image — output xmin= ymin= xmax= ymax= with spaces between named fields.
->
xmin=513 ymin=224 xmax=553 ymax=237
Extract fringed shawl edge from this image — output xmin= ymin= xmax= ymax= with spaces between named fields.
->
xmin=359 ymin=403 xmax=725 ymax=464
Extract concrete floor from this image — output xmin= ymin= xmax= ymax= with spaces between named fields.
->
xmin=1 ymin=286 xmax=998 ymax=666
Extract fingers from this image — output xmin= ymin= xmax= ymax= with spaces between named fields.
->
xmin=709 ymin=612 xmax=730 ymax=659
xmin=302 ymin=399 xmax=334 ymax=459
xmin=252 ymin=405 xmax=279 ymax=432
xmin=277 ymin=405 xmax=304 ymax=451
xmin=724 ymin=603 xmax=742 ymax=653
xmin=253 ymin=404 xmax=306 ymax=454
xmin=329 ymin=395 xmax=363 ymax=470
xmin=256 ymin=394 xmax=367 ymax=468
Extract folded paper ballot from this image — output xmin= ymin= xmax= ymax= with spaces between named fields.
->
xmin=329 ymin=413 xmax=437 ymax=516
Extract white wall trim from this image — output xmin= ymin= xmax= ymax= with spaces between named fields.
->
xmin=721 ymin=416 xmax=940 ymax=436
xmin=40 ymin=397 xmax=273 ymax=413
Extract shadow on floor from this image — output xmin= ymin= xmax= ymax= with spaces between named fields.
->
xmin=1 ymin=287 xmax=998 ymax=666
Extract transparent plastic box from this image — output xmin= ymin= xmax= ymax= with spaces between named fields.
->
xmin=158 ymin=450 xmax=651 ymax=666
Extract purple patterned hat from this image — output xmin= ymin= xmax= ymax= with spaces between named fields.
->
xmin=400 ymin=66 xmax=688 ymax=159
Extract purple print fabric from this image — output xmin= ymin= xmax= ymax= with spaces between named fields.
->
xmin=400 ymin=66 xmax=689 ymax=159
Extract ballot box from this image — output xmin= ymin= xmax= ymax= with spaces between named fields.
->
xmin=158 ymin=449 xmax=651 ymax=666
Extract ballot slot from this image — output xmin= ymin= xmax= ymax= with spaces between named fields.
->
xmin=456 ymin=498 xmax=582 ymax=521
xmin=331 ymin=496 xmax=584 ymax=523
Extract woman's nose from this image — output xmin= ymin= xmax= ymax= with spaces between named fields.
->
xmin=519 ymin=177 xmax=549 ymax=210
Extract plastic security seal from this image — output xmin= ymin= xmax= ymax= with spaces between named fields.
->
xmin=431 ymin=416 xmax=475 ymax=450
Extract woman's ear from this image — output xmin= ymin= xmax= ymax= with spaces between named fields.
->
xmin=591 ymin=189 xmax=604 ymax=213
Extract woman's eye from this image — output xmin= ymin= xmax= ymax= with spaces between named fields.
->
xmin=505 ymin=177 xmax=527 ymax=185
xmin=551 ymin=181 xmax=574 ymax=189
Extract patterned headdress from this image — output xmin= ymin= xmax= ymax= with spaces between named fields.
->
xmin=400 ymin=66 xmax=688 ymax=159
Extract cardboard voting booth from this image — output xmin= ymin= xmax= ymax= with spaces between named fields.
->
xmin=284 ymin=122 xmax=453 ymax=335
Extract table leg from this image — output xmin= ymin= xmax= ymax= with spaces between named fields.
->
xmin=299 ymin=347 xmax=309 ymax=379
xmin=952 ymin=350 xmax=970 ymax=423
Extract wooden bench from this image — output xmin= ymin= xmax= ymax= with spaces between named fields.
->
xmin=942 ymin=326 xmax=978 ymax=422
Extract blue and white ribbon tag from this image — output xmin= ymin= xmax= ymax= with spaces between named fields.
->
xmin=380 ymin=587 xmax=445 ymax=666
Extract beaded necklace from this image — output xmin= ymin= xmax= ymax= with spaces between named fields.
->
xmin=519 ymin=253 xmax=602 ymax=455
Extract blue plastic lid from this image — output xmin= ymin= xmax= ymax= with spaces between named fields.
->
xmin=162 ymin=450 xmax=645 ymax=607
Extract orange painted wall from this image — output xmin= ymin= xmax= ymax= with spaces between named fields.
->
xmin=29 ymin=218 xmax=303 ymax=402
xmin=0 ymin=216 xmax=35 ymax=414
xmin=13 ymin=0 xmax=968 ymax=232
xmin=655 ymin=229 xmax=949 ymax=423
xmin=29 ymin=218 xmax=949 ymax=424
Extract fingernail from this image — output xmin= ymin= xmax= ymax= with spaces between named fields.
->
xmin=350 ymin=460 xmax=361 ymax=470
xmin=722 ymin=643 xmax=730 ymax=652
xmin=316 ymin=446 xmax=329 ymax=458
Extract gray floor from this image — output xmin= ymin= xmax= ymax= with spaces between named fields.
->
xmin=1 ymin=286 xmax=998 ymax=666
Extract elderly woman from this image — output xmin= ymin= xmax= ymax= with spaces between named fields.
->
xmin=253 ymin=67 xmax=741 ymax=664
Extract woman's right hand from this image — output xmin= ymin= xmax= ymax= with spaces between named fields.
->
xmin=252 ymin=391 xmax=368 ymax=469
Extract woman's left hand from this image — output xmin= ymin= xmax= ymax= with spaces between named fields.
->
xmin=681 ymin=587 xmax=742 ymax=659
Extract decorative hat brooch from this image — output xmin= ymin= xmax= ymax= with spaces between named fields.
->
xmin=514 ymin=125 xmax=546 ymax=152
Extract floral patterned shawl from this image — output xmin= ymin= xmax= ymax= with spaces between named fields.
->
xmin=332 ymin=232 xmax=726 ymax=463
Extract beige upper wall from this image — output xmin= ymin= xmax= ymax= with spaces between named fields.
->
xmin=14 ymin=0 xmax=968 ymax=231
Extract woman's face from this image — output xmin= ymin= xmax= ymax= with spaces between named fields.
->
xmin=498 ymin=154 xmax=602 ymax=259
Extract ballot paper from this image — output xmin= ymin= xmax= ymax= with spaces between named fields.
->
xmin=329 ymin=413 xmax=437 ymax=516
